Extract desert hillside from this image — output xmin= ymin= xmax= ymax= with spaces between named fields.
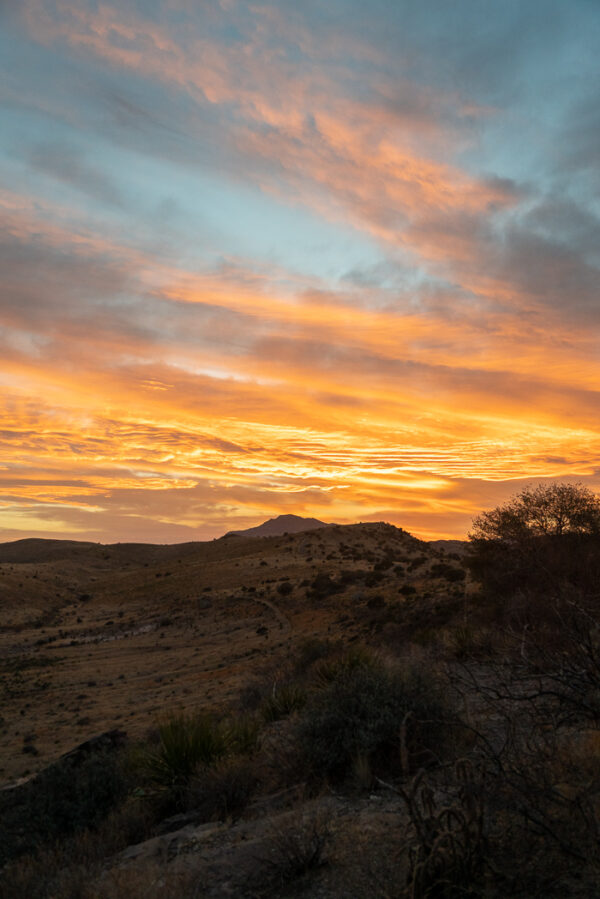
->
xmin=0 ymin=521 xmax=462 ymax=786
xmin=2 ymin=503 xmax=600 ymax=898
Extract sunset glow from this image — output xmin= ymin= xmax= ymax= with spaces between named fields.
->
xmin=1 ymin=1 xmax=599 ymax=542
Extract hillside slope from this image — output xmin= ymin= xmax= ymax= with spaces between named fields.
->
xmin=0 ymin=522 xmax=466 ymax=785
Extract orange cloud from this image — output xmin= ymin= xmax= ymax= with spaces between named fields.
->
xmin=2 ymin=3 xmax=599 ymax=542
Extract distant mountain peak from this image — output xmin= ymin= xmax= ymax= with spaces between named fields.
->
xmin=223 ymin=514 xmax=328 ymax=539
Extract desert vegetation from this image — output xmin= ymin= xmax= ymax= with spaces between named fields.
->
xmin=2 ymin=489 xmax=600 ymax=896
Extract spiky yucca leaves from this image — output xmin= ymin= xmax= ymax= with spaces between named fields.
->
xmin=261 ymin=683 xmax=307 ymax=723
xmin=144 ymin=713 xmax=228 ymax=789
xmin=309 ymin=645 xmax=380 ymax=691
xmin=225 ymin=713 xmax=262 ymax=756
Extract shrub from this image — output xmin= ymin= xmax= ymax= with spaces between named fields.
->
xmin=309 ymin=644 xmax=380 ymax=691
xmin=0 ymin=747 xmax=127 ymax=866
xmin=143 ymin=712 xmax=228 ymax=790
xmin=186 ymin=757 xmax=258 ymax=822
xmin=373 ymin=556 xmax=393 ymax=572
xmin=225 ymin=713 xmax=262 ymax=756
xmin=399 ymin=762 xmax=486 ymax=899
xmin=299 ymin=662 xmax=448 ymax=782
xmin=430 ymin=562 xmax=466 ymax=583
xmin=292 ymin=637 xmax=336 ymax=674
xmin=365 ymin=571 xmax=384 ymax=587
xmin=262 ymin=806 xmax=332 ymax=885
xmin=448 ymin=624 xmax=495 ymax=660
xmin=261 ymin=684 xmax=307 ymax=723
xmin=308 ymin=573 xmax=341 ymax=600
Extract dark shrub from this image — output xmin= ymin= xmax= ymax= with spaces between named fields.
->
xmin=374 ymin=556 xmax=393 ymax=572
xmin=0 ymin=747 xmax=127 ymax=865
xmin=365 ymin=571 xmax=384 ymax=587
xmin=338 ymin=569 xmax=362 ymax=587
xmin=367 ymin=594 xmax=386 ymax=609
xmin=308 ymin=573 xmax=341 ymax=600
xmin=261 ymin=684 xmax=307 ymax=722
xmin=261 ymin=807 xmax=332 ymax=886
xmin=142 ymin=713 xmax=228 ymax=792
xmin=292 ymin=637 xmax=335 ymax=674
xmin=298 ymin=663 xmax=448 ymax=782
xmin=309 ymin=645 xmax=379 ymax=691
xmin=186 ymin=757 xmax=258 ymax=822
xmin=430 ymin=562 xmax=466 ymax=583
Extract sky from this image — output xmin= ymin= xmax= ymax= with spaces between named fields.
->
xmin=1 ymin=0 xmax=600 ymax=544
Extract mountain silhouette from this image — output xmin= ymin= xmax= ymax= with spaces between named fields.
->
xmin=223 ymin=514 xmax=328 ymax=538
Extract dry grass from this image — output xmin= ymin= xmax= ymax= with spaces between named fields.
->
xmin=260 ymin=804 xmax=333 ymax=887
xmin=0 ymin=523 xmax=433 ymax=785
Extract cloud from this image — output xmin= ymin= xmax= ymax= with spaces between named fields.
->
xmin=1 ymin=1 xmax=600 ymax=542
xmin=27 ymin=142 xmax=126 ymax=208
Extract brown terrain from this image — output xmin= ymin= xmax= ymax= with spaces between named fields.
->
xmin=2 ymin=513 xmax=598 ymax=897
xmin=0 ymin=520 xmax=459 ymax=786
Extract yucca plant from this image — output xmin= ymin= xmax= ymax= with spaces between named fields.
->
xmin=261 ymin=683 xmax=307 ymax=723
xmin=310 ymin=645 xmax=380 ymax=691
xmin=225 ymin=712 xmax=262 ymax=756
xmin=144 ymin=712 xmax=228 ymax=788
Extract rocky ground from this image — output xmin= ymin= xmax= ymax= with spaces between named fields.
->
xmin=0 ymin=523 xmax=465 ymax=786
xmin=4 ymin=524 xmax=598 ymax=897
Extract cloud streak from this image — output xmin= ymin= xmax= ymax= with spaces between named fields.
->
xmin=0 ymin=1 xmax=599 ymax=541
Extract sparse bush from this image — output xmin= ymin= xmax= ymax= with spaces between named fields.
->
xmin=365 ymin=570 xmax=384 ymax=587
xmin=262 ymin=806 xmax=332 ymax=885
xmin=399 ymin=762 xmax=486 ymax=899
xmin=261 ymin=683 xmax=307 ymax=723
xmin=373 ymin=556 xmax=393 ymax=572
xmin=447 ymin=624 xmax=496 ymax=660
xmin=308 ymin=572 xmax=341 ymax=600
xmin=225 ymin=712 xmax=262 ymax=756
xmin=0 ymin=747 xmax=127 ymax=866
xmin=310 ymin=644 xmax=380 ymax=692
xmin=430 ymin=562 xmax=466 ymax=583
xmin=292 ymin=637 xmax=336 ymax=674
xmin=338 ymin=569 xmax=363 ymax=587
xmin=299 ymin=661 xmax=448 ymax=782
xmin=450 ymin=653 xmax=600 ymax=895
xmin=186 ymin=757 xmax=259 ymax=822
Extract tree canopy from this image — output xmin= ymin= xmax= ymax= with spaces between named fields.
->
xmin=470 ymin=483 xmax=600 ymax=546
xmin=467 ymin=483 xmax=600 ymax=600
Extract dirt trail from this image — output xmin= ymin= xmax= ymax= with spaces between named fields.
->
xmin=251 ymin=595 xmax=291 ymax=632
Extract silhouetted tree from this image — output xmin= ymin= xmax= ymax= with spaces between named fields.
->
xmin=467 ymin=483 xmax=600 ymax=603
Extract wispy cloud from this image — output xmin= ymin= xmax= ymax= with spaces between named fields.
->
xmin=0 ymin=0 xmax=599 ymax=541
